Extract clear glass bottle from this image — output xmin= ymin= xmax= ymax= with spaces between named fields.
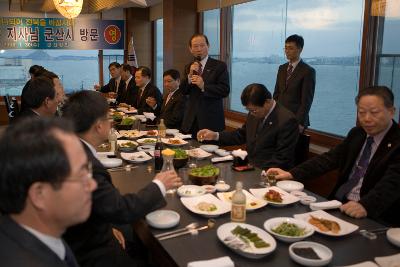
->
xmin=158 ymin=119 xmax=166 ymax=138
xmin=108 ymin=127 xmax=118 ymax=153
xmin=231 ymin=181 xmax=246 ymax=222
xmin=161 ymin=149 xmax=176 ymax=194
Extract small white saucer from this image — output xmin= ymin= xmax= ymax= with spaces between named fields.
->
xmin=289 ymin=241 xmax=333 ymax=266
xmin=277 ymin=180 xmax=304 ymax=192
xmin=215 ymin=182 xmax=230 ymax=192
xmin=145 ymin=210 xmax=180 ymax=229
xmin=386 ymin=228 xmax=400 ymax=247
xmin=100 ymin=158 xmax=122 ymax=168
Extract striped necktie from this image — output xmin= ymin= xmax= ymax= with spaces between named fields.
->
xmin=286 ymin=64 xmax=293 ymax=85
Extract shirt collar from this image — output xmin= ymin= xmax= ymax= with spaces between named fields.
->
xmin=288 ymin=58 xmax=301 ymax=69
xmin=140 ymin=80 xmax=150 ymax=91
xmin=200 ymin=55 xmax=209 ymax=68
xmin=80 ymin=138 xmax=98 ymax=159
xmin=125 ymin=75 xmax=132 ymax=86
xmin=262 ymin=100 xmax=276 ymax=122
xmin=369 ymin=120 xmax=393 ymax=147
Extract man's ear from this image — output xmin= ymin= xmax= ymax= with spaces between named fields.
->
xmin=27 ymin=182 xmax=48 ymax=211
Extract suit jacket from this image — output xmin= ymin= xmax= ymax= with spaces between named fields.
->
xmin=0 ymin=216 xmax=73 ymax=267
xmin=219 ymin=103 xmax=299 ymax=169
xmin=273 ymin=60 xmax=315 ymax=127
xmin=290 ymin=121 xmax=400 ymax=226
xmin=132 ymin=83 xmax=163 ymax=115
xmin=157 ymin=88 xmax=187 ymax=129
xmin=63 ymin=142 xmax=166 ymax=267
xmin=100 ymin=77 xmax=125 ymax=94
xmin=16 ymin=108 xmax=40 ymax=123
xmin=180 ymin=57 xmax=230 ymax=133
xmin=117 ymin=78 xmax=136 ymax=105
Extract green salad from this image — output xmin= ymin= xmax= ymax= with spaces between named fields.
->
xmin=120 ymin=117 xmax=135 ymax=125
xmin=231 ymin=226 xmax=269 ymax=248
xmin=272 ymin=222 xmax=307 ymax=237
xmin=112 ymin=113 xmax=123 ymax=121
xmin=172 ymin=148 xmax=188 ymax=159
xmin=189 ymin=165 xmax=219 ymax=177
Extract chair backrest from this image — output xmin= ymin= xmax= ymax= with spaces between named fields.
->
xmin=3 ymin=95 xmax=19 ymax=123
xmin=294 ymin=133 xmax=310 ymax=165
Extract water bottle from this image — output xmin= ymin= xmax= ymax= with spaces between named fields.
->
xmin=158 ymin=119 xmax=166 ymax=138
xmin=231 ymin=181 xmax=246 ymax=222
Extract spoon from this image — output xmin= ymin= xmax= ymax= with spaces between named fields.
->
xmin=155 ymin=222 xmax=198 ymax=239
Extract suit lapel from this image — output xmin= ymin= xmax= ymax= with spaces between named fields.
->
xmin=202 ymin=58 xmax=215 ymax=82
xmin=284 ymin=61 xmax=304 ymax=92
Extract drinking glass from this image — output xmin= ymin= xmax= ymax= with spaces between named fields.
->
xmin=260 ymin=172 xmax=276 ymax=187
xmin=178 ymin=168 xmax=189 ymax=185
xmin=188 ymin=146 xmax=198 ymax=168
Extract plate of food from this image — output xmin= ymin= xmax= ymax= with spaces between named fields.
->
xmin=187 ymin=148 xmax=212 ymax=159
xmin=117 ymin=140 xmax=138 ymax=152
xmin=217 ymin=190 xmax=267 ymax=211
xmin=177 ymin=185 xmax=206 ymax=197
xmin=289 ymin=241 xmax=333 ymax=266
xmin=180 ymin=193 xmax=230 ymax=217
xmin=217 ymin=222 xmax=276 ymax=259
xmin=250 ymin=186 xmax=300 ymax=206
xmin=263 ymin=217 xmax=314 ymax=243
xmin=137 ymin=138 xmax=157 ymax=145
xmin=145 ymin=129 xmax=158 ymax=137
xmin=119 ymin=130 xmax=145 ymax=139
xmin=294 ymin=210 xmax=359 ymax=236
xmin=162 ymin=138 xmax=188 ymax=146
xmin=120 ymin=151 xmax=152 ymax=163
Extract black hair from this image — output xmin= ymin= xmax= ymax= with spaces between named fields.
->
xmin=163 ymin=69 xmax=180 ymax=80
xmin=109 ymin=62 xmax=121 ymax=69
xmin=29 ymin=65 xmax=46 ymax=77
xmin=241 ymin=83 xmax=272 ymax=107
xmin=188 ymin=33 xmax=210 ymax=47
xmin=121 ymin=63 xmax=132 ymax=74
xmin=22 ymin=76 xmax=56 ymax=109
xmin=62 ymin=90 xmax=109 ymax=133
xmin=285 ymin=34 xmax=304 ymax=49
xmin=355 ymin=86 xmax=394 ymax=108
xmin=136 ymin=66 xmax=152 ymax=79
xmin=0 ymin=117 xmax=74 ymax=214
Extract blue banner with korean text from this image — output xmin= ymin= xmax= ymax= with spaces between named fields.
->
xmin=0 ymin=17 xmax=124 ymax=50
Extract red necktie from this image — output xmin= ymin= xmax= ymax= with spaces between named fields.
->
xmin=198 ymin=63 xmax=203 ymax=76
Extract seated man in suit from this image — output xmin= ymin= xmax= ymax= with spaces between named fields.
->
xmin=95 ymin=62 xmax=125 ymax=94
xmin=147 ymin=69 xmax=186 ymax=129
xmin=198 ymin=83 xmax=299 ymax=170
xmin=268 ymin=86 xmax=400 ymax=226
xmin=118 ymin=63 xmax=138 ymax=105
xmin=18 ymin=76 xmax=59 ymax=119
xmin=273 ymin=34 xmax=315 ymax=132
xmin=0 ymin=117 xmax=97 ymax=266
xmin=62 ymin=90 xmax=182 ymax=267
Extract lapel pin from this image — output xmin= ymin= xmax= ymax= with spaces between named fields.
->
xmin=388 ymin=143 xmax=392 ymax=148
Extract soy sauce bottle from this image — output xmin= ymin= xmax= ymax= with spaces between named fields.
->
xmin=154 ymin=134 xmax=164 ymax=172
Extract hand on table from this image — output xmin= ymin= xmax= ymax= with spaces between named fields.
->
xmin=197 ymin=129 xmax=217 ymax=142
xmin=340 ymin=201 xmax=367 ymax=218
xmin=146 ymin=97 xmax=157 ymax=108
xmin=265 ymin=168 xmax=293 ymax=180
xmin=112 ymin=228 xmax=126 ymax=249
xmin=155 ymin=170 xmax=182 ymax=191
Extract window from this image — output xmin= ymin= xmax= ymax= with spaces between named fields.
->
xmin=230 ymin=0 xmax=364 ymax=136
xmin=0 ymin=49 xmax=99 ymax=95
xmin=102 ymin=49 xmax=124 ymax=85
xmin=155 ymin=19 xmax=164 ymax=89
xmin=203 ymin=9 xmax=220 ymax=59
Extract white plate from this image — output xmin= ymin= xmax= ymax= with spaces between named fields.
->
xmin=294 ymin=210 xmax=359 ymax=236
xmin=276 ymin=180 xmax=304 ymax=192
xmin=137 ymin=145 xmax=155 ymax=152
xmin=120 ymin=151 xmax=152 ymax=163
xmin=217 ymin=190 xmax=267 ymax=211
xmin=123 ymin=108 xmax=137 ymax=114
xmin=215 ymin=149 xmax=230 ymax=157
xmin=289 ymin=241 xmax=333 ymax=266
xmin=161 ymin=137 xmax=188 ymax=146
xmin=202 ymin=185 xmax=216 ymax=194
xmin=200 ymin=144 xmax=219 ymax=153
xmin=177 ymin=185 xmax=206 ymax=197
xmin=263 ymin=217 xmax=314 ymax=243
xmin=215 ymin=182 xmax=231 ymax=192
xmin=166 ymin=129 xmax=179 ymax=135
xmin=386 ymin=228 xmax=400 ymax=247
xmin=100 ymin=158 xmax=122 ymax=168
xmin=144 ymin=129 xmax=158 ymax=137
xmin=180 ymin=194 xmax=230 ymax=217
xmin=250 ymin=186 xmax=300 ymax=206
xmin=145 ymin=210 xmax=180 ymax=229
xmin=117 ymin=140 xmax=138 ymax=147
xmin=187 ymin=148 xmax=212 ymax=159
xmin=119 ymin=130 xmax=145 ymax=139
xmin=217 ymin=222 xmax=277 ymax=259
xmin=137 ymin=138 xmax=157 ymax=145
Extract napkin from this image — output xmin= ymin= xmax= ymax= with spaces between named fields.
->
xmin=187 ymin=256 xmax=234 ymax=267
xmin=143 ymin=112 xmax=156 ymax=121
xmin=134 ymin=114 xmax=147 ymax=122
xmin=337 ymin=262 xmax=379 ymax=267
xmin=310 ymin=200 xmax=342 ymax=211
xmin=375 ymin=253 xmax=400 ymax=267
xmin=211 ymin=155 xmax=234 ymax=163
xmin=215 ymin=149 xmax=230 ymax=157
xmin=232 ymin=149 xmax=247 ymax=160
xmin=120 ymin=151 xmax=152 ymax=162
xmin=174 ymin=133 xmax=192 ymax=139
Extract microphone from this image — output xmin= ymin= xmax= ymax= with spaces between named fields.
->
xmin=192 ymin=56 xmax=202 ymax=75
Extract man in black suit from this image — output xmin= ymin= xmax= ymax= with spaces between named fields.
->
xmin=117 ymin=63 xmax=137 ymax=104
xmin=0 ymin=117 xmax=97 ymax=266
xmin=147 ymin=69 xmax=186 ymax=129
xmin=268 ymin=86 xmax=400 ymax=226
xmin=95 ymin=62 xmax=125 ymax=94
xmin=62 ymin=90 xmax=182 ymax=267
xmin=198 ymin=83 xmax=299 ymax=170
xmin=180 ymin=33 xmax=230 ymax=136
xmin=273 ymin=34 xmax=315 ymax=132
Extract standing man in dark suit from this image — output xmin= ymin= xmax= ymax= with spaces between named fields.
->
xmin=147 ymin=69 xmax=187 ymax=129
xmin=132 ymin=66 xmax=163 ymax=114
xmin=95 ymin=62 xmax=125 ymax=94
xmin=198 ymin=83 xmax=299 ymax=170
xmin=62 ymin=90 xmax=181 ymax=267
xmin=273 ymin=34 xmax=316 ymax=132
xmin=181 ymin=33 xmax=230 ymax=136
xmin=117 ymin=64 xmax=137 ymax=105
xmin=0 ymin=117 xmax=97 ymax=267
xmin=268 ymin=86 xmax=400 ymax=226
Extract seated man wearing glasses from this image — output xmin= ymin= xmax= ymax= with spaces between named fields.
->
xmin=198 ymin=83 xmax=299 ymax=169
xmin=62 ymin=90 xmax=182 ymax=267
xmin=0 ymin=117 xmax=97 ymax=267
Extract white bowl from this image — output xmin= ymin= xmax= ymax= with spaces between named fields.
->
xmin=291 ymin=191 xmax=308 ymax=198
xmin=166 ymin=129 xmax=179 ymax=135
xmin=100 ymin=158 xmax=122 ymax=168
xmin=264 ymin=217 xmax=314 ymax=243
xmin=387 ymin=228 xmax=400 ymax=247
xmin=289 ymin=241 xmax=333 ymax=266
xmin=145 ymin=210 xmax=180 ymax=229
xmin=202 ymin=185 xmax=216 ymax=194
xmin=277 ymin=180 xmax=304 ymax=192
xmin=200 ymin=144 xmax=219 ymax=153
xmin=300 ymin=196 xmax=317 ymax=205
xmin=215 ymin=182 xmax=230 ymax=192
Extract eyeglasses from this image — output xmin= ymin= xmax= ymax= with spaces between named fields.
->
xmin=64 ymin=162 xmax=93 ymax=187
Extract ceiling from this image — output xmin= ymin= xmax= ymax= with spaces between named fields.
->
xmin=7 ymin=0 xmax=162 ymax=15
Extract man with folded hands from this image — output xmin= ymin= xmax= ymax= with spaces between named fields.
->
xmin=198 ymin=83 xmax=299 ymax=169
xmin=267 ymin=86 xmax=400 ymax=226
xmin=62 ymin=90 xmax=182 ymax=267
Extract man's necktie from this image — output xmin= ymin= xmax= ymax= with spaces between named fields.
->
xmin=64 ymin=244 xmax=79 ymax=267
xmin=286 ymin=64 xmax=293 ymax=86
xmin=165 ymin=92 xmax=173 ymax=105
xmin=335 ymin=136 xmax=374 ymax=201
xmin=115 ymin=80 xmax=119 ymax=93
xmin=198 ymin=63 xmax=203 ymax=76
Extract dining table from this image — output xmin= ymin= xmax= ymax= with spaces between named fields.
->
xmin=109 ymin=138 xmax=399 ymax=267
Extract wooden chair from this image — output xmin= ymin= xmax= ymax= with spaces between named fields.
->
xmin=294 ymin=133 xmax=310 ymax=166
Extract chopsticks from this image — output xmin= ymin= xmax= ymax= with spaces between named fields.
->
xmin=108 ymin=165 xmax=138 ymax=172
xmin=156 ymin=219 xmax=216 ymax=241
xmin=359 ymin=227 xmax=390 ymax=240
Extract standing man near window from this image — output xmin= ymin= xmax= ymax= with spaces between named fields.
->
xmin=273 ymin=34 xmax=316 ymax=132
xmin=95 ymin=62 xmax=125 ymax=95
xmin=180 ymin=33 xmax=230 ymax=136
